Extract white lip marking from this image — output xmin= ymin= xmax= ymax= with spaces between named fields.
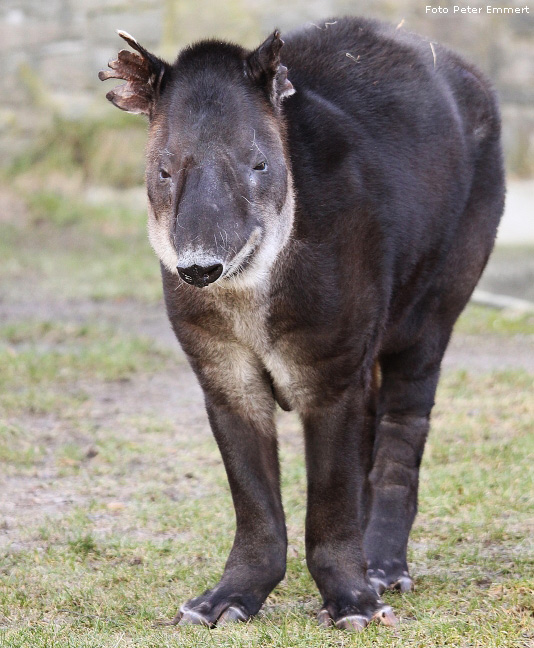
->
xmin=223 ymin=227 xmax=262 ymax=279
xmin=175 ymin=248 xmax=222 ymax=270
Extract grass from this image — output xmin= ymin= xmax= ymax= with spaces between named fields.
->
xmin=4 ymin=114 xmax=147 ymax=189
xmin=0 ymin=114 xmax=158 ymax=303
xmin=0 ymin=154 xmax=533 ymax=645
xmin=0 ymin=320 xmax=166 ymax=421
xmin=0 ymin=189 xmax=161 ymax=303
xmin=455 ymin=304 xmax=534 ymax=336
xmin=0 ymin=325 xmax=532 ymax=646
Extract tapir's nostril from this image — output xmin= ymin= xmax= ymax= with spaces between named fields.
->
xmin=177 ymin=263 xmax=224 ymax=288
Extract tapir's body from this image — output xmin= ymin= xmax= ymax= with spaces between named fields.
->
xmin=101 ymin=17 xmax=504 ymax=630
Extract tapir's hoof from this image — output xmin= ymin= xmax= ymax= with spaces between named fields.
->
xmin=173 ymin=602 xmax=250 ymax=628
xmin=177 ymin=608 xmax=212 ymax=627
xmin=368 ymin=568 xmax=414 ymax=595
xmin=335 ymin=614 xmax=368 ymax=631
xmin=217 ymin=606 xmax=249 ymax=625
xmin=317 ymin=608 xmax=334 ymax=627
xmin=317 ymin=604 xmax=397 ymax=631
xmin=393 ymin=574 xmax=414 ymax=592
xmin=372 ymin=605 xmax=398 ymax=626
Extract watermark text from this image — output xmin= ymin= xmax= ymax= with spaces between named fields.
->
xmin=425 ymin=5 xmax=530 ymax=13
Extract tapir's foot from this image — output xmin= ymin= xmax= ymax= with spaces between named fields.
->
xmin=314 ymin=580 xmax=398 ymax=632
xmin=317 ymin=601 xmax=397 ymax=631
xmin=170 ymin=566 xmax=283 ymax=628
xmin=172 ymin=588 xmax=254 ymax=628
xmin=367 ymin=563 xmax=414 ymax=595
xmin=171 ymin=549 xmax=285 ymax=627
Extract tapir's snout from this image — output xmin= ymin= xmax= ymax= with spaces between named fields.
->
xmin=177 ymin=262 xmax=224 ymax=288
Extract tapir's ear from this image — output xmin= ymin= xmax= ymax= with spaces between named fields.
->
xmin=246 ymin=30 xmax=295 ymax=108
xmin=98 ymin=30 xmax=169 ymax=117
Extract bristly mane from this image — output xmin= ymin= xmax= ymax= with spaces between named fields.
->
xmin=173 ymin=39 xmax=247 ymax=73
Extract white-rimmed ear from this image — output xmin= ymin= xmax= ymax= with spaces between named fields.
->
xmin=98 ymin=30 xmax=169 ymax=117
xmin=246 ymin=30 xmax=295 ymax=109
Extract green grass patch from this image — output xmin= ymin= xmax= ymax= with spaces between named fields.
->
xmin=4 ymin=114 xmax=147 ymax=189
xmin=0 ymin=370 xmax=532 ymax=647
xmin=0 ymin=190 xmax=161 ymax=302
xmin=24 ymin=192 xmax=143 ymax=234
xmin=0 ymin=320 xmax=167 ymax=419
xmin=456 ymin=304 xmax=534 ymax=336
xmin=0 ymin=181 xmax=532 ymax=645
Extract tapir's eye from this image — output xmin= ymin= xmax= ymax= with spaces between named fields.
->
xmin=159 ymin=168 xmax=171 ymax=181
xmin=253 ymin=161 xmax=267 ymax=172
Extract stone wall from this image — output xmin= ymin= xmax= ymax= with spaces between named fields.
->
xmin=1 ymin=0 xmax=533 ymax=174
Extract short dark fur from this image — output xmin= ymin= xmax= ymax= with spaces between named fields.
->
xmin=100 ymin=17 xmax=505 ymax=630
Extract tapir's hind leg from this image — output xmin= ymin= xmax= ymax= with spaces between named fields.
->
xmin=364 ymin=132 xmax=504 ymax=593
xmin=364 ymin=343 xmax=443 ymax=594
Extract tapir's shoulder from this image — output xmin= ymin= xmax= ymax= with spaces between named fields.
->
xmin=280 ymin=16 xmax=496 ymax=120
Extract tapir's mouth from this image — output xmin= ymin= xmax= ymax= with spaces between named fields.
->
xmin=222 ymin=227 xmax=262 ymax=280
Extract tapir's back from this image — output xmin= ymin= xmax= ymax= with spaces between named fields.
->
xmin=280 ymin=17 xmax=503 ymax=300
xmin=281 ymin=17 xmax=498 ymax=144
xmin=279 ymin=16 xmax=504 ymax=347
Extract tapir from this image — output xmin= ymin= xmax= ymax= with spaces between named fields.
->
xmin=100 ymin=16 xmax=505 ymax=631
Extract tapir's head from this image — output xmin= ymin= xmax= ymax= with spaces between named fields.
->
xmin=100 ymin=31 xmax=295 ymax=289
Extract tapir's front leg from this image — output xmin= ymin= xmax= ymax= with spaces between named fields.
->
xmin=302 ymin=385 xmax=397 ymax=631
xmin=174 ymin=353 xmax=287 ymax=627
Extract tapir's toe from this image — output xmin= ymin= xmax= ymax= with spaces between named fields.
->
xmin=317 ymin=608 xmax=334 ymax=627
xmin=334 ymin=614 xmax=368 ymax=631
xmin=372 ymin=605 xmax=398 ymax=626
xmin=369 ymin=574 xmax=388 ymax=595
xmin=392 ymin=574 xmax=414 ymax=592
xmin=216 ymin=605 xmax=249 ymax=625
xmin=176 ymin=608 xmax=212 ymax=627
xmin=172 ymin=598 xmax=252 ymax=628
xmin=317 ymin=603 xmax=397 ymax=632
xmin=368 ymin=567 xmax=414 ymax=595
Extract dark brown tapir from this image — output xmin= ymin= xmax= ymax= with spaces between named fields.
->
xmin=100 ymin=16 xmax=505 ymax=631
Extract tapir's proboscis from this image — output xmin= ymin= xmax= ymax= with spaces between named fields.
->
xmin=100 ymin=17 xmax=505 ymax=631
